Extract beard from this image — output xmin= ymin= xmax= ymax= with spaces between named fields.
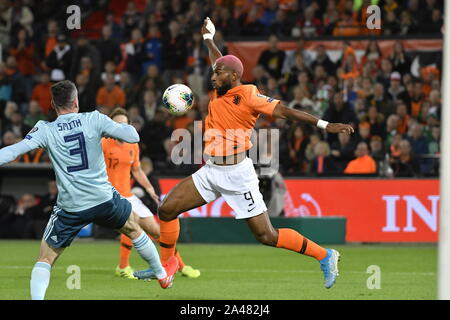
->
xmin=216 ymin=81 xmax=232 ymax=96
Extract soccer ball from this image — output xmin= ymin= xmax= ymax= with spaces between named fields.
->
xmin=162 ymin=84 xmax=194 ymax=116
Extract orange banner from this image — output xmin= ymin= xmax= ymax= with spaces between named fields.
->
xmin=226 ymin=39 xmax=443 ymax=82
xmin=160 ymin=178 xmax=439 ymax=243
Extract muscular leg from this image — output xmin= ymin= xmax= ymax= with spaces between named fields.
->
xmin=30 ymin=240 xmax=65 ymax=300
xmin=117 ymin=211 xmax=167 ymax=280
xmin=246 ymin=211 xmax=327 ymax=260
xmin=139 ymin=216 xmax=197 ymax=276
xmin=139 ymin=216 xmax=160 ymax=240
xmin=158 ymin=176 xmax=206 ymax=263
xmin=158 ymin=176 xmax=206 ymax=221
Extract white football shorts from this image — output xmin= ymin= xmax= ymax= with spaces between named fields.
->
xmin=126 ymin=194 xmax=153 ymax=218
xmin=192 ymin=157 xmax=267 ymax=219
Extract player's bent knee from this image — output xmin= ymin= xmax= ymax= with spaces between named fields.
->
xmin=158 ymin=201 xmax=179 ymax=221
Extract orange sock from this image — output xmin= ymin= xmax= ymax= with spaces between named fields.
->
xmin=175 ymin=248 xmax=186 ymax=271
xmin=276 ymin=228 xmax=327 ymax=261
xmin=119 ymin=234 xmax=133 ymax=268
xmin=159 ymin=219 xmax=180 ymax=264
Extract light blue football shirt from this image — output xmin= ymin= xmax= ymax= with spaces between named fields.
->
xmin=0 ymin=111 xmax=140 ymax=212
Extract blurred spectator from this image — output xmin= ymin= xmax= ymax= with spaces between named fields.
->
xmin=361 ymin=40 xmax=383 ymax=70
xmin=3 ymin=0 xmax=34 ymax=36
xmin=390 ymin=139 xmax=420 ymax=177
xmin=45 ymin=34 xmax=73 ymax=81
xmin=333 ymin=10 xmax=361 ymax=37
xmin=395 ymin=101 xmax=410 ymax=134
xmin=161 ymin=20 xmax=188 ymax=83
xmin=287 ymin=124 xmax=309 ymax=172
xmin=104 ymin=11 xmax=123 ymax=40
xmin=27 ymin=180 xmax=57 ymax=239
xmin=122 ymin=1 xmax=142 ymax=41
xmin=76 ymin=73 xmax=96 ymax=113
xmin=187 ymin=32 xmax=209 ymax=96
xmin=399 ymin=11 xmax=418 ymax=35
xmin=140 ymin=90 xmax=158 ymax=122
xmin=31 ymin=73 xmax=52 ymax=115
xmin=124 ymin=28 xmax=147 ymax=81
xmin=70 ymin=37 xmax=102 ymax=85
xmin=423 ymin=8 xmax=443 ymax=34
xmin=9 ymin=27 xmax=35 ymax=77
xmin=258 ymin=34 xmax=286 ymax=79
xmin=407 ymin=123 xmax=429 ymax=156
xmin=96 ymin=73 xmax=126 ymax=113
xmin=389 ymin=42 xmax=411 ymax=75
xmin=344 ymin=142 xmax=377 ymax=174
xmin=428 ymin=125 xmax=440 ymax=155
xmin=143 ymin=25 xmax=162 ymax=71
xmin=0 ymin=63 xmax=13 ymax=104
xmin=376 ymin=59 xmax=394 ymax=90
xmin=367 ymin=83 xmax=394 ymax=118
xmin=5 ymin=111 xmax=31 ymax=138
xmin=269 ymin=8 xmax=293 ymax=37
xmin=330 ymin=131 xmax=356 ymax=171
xmin=311 ymin=141 xmax=337 ymax=175
xmin=370 ymin=135 xmax=386 ymax=162
xmin=97 ymin=25 xmax=122 ymax=67
xmin=355 ymin=121 xmax=372 ymax=145
xmin=2 ymin=131 xmax=18 ymax=151
xmin=4 ymin=55 xmax=28 ymax=107
xmin=237 ymin=5 xmax=265 ymax=36
xmin=24 ymin=101 xmax=45 ymax=128
xmin=323 ymin=92 xmax=358 ymax=144
xmin=361 ymin=105 xmax=386 ymax=139
xmin=387 ymin=72 xmax=405 ymax=102
xmin=140 ymin=109 xmax=172 ymax=167
xmin=287 ymin=85 xmax=315 ymax=113
xmin=39 ymin=19 xmax=59 ymax=61
xmin=296 ymin=5 xmax=322 ymax=38
xmin=2 ymin=193 xmax=39 ymax=239
xmin=310 ymin=44 xmax=335 ymax=77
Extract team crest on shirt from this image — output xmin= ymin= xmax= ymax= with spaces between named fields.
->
xmin=257 ymin=93 xmax=274 ymax=103
xmin=233 ymin=95 xmax=241 ymax=105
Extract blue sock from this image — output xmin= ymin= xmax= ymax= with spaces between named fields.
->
xmin=30 ymin=262 xmax=51 ymax=300
xmin=132 ymin=232 xmax=166 ymax=279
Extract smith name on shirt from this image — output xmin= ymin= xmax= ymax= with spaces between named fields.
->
xmin=58 ymin=119 xmax=82 ymax=131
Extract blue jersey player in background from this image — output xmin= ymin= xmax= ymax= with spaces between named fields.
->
xmin=0 ymin=81 xmax=178 ymax=299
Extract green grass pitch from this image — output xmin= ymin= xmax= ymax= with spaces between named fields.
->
xmin=0 ymin=240 xmax=436 ymax=300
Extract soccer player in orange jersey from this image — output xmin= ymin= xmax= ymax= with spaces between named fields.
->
xmin=135 ymin=18 xmax=354 ymax=289
xmin=102 ymin=108 xmax=200 ymax=279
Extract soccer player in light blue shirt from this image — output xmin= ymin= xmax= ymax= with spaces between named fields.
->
xmin=0 ymin=80 xmax=178 ymax=299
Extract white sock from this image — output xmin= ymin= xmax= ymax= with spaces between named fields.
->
xmin=30 ymin=262 xmax=51 ymax=300
xmin=132 ymin=232 xmax=167 ymax=279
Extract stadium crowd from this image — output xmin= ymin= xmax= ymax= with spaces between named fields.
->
xmin=0 ymin=0 xmax=444 ymax=183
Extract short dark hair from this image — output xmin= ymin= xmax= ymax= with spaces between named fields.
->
xmin=50 ymin=80 xmax=77 ymax=110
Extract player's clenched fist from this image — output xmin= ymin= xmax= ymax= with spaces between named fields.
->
xmin=202 ymin=17 xmax=215 ymax=40
xmin=326 ymin=123 xmax=354 ymax=135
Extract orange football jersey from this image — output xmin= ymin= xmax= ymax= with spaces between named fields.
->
xmin=102 ymin=138 xmax=140 ymax=197
xmin=204 ymin=84 xmax=280 ymax=156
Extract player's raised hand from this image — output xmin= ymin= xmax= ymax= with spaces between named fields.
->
xmin=326 ymin=123 xmax=354 ymax=135
xmin=202 ymin=17 xmax=216 ymax=40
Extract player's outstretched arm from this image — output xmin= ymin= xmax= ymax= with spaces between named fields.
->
xmin=202 ymin=17 xmax=222 ymax=65
xmin=272 ymin=103 xmax=354 ymax=135
xmin=0 ymin=140 xmax=36 ymax=166
xmin=98 ymin=112 xmax=140 ymax=143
